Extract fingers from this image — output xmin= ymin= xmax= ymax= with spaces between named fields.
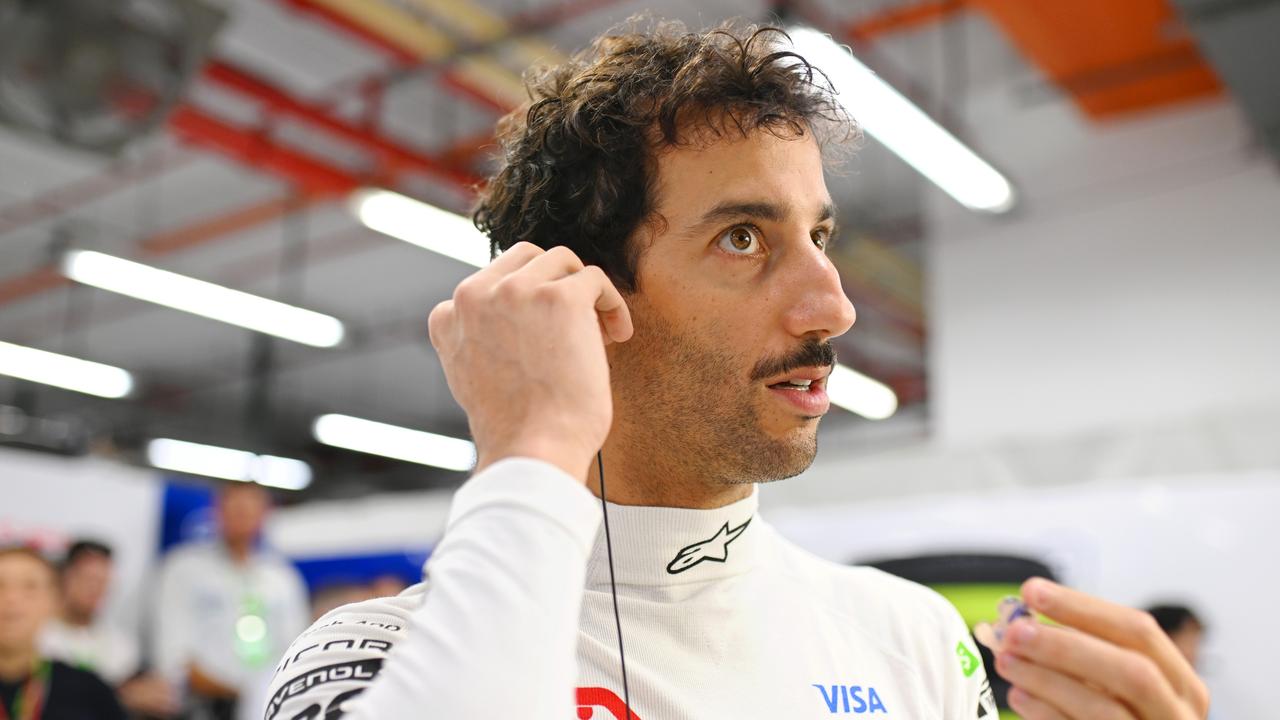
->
xmin=974 ymin=622 xmax=999 ymax=653
xmin=513 ymin=244 xmax=586 ymax=283
xmin=1003 ymin=620 xmax=1191 ymax=719
xmin=485 ymin=243 xmax=585 ymax=297
xmin=1022 ymin=578 xmax=1207 ymax=710
xmin=427 ymin=299 xmax=455 ymax=352
xmin=479 ymin=240 xmax=544 ymax=279
xmin=452 ymin=241 xmax=544 ymax=298
xmin=1008 ymin=687 xmax=1072 ymax=720
xmin=996 ymin=651 xmax=1135 ymax=720
xmin=436 ymin=242 xmax=630 ymax=351
xmin=458 ymin=244 xmax=589 ymax=306
xmin=558 ymin=265 xmax=633 ymax=344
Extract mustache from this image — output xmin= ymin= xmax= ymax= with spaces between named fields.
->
xmin=749 ymin=339 xmax=836 ymax=382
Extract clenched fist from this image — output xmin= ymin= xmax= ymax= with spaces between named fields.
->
xmin=428 ymin=243 xmax=633 ymax=481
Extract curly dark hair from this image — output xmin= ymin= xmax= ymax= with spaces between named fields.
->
xmin=472 ymin=19 xmax=856 ymax=292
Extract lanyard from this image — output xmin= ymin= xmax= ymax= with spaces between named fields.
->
xmin=0 ymin=660 xmax=49 ymax=720
xmin=235 ymin=576 xmax=271 ymax=668
xmin=596 ymin=451 xmax=632 ymax=720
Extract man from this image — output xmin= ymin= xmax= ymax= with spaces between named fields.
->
xmin=1147 ymin=605 xmax=1206 ymax=669
xmin=42 ymin=540 xmax=137 ymax=684
xmin=265 ymin=21 xmax=1209 ymax=720
xmin=0 ymin=546 xmax=125 ymax=720
xmin=153 ymin=483 xmax=308 ymax=720
xmin=42 ymin=540 xmax=180 ymax=717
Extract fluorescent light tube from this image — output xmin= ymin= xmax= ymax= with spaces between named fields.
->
xmin=313 ymin=413 xmax=476 ymax=472
xmin=146 ymin=438 xmax=312 ymax=490
xmin=61 ymin=250 xmax=345 ymax=348
xmin=0 ymin=340 xmax=134 ymax=398
xmin=789 ymin=26 xmax=1015 ymax=213
xmin=350 ymin=188 xmax=491 ymax=268
xmin=827 ymin=363 xmax=898 ymax=420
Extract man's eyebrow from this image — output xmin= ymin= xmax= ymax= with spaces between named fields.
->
xmin=687 ymin=200 xmax=839 ymax=234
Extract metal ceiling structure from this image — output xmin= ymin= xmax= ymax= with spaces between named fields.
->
xmin=0 ymin=0 xmax=1245 ymax=497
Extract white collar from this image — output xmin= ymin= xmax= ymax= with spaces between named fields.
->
xmin=585 ymin=488 xmax=760 ymax=588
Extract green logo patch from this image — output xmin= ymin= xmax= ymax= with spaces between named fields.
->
xmin=955 ymin=641 xmax=980 ymax=678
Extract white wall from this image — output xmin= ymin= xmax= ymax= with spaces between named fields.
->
xmin=926 ymin=100 xmax=1280 ymax=446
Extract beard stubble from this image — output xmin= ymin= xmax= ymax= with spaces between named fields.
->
xmin=608 ymin=302 xmax=821 ymax=492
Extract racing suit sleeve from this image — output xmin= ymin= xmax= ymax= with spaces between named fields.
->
xmin=939 ymin=605 xmax=998 ymax=719
xmin=262 ymin=457 xmax=602 ymax=720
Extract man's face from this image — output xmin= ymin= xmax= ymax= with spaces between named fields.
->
xmin=61 ymin=552 xmax=111 ymax=621
xmin=608 ymin=126 xmax=856 ymax=486
xmin=218 ymin=484 xmax=270 ymax=546
xmin=0 ymin=554 xmax=56 ymax=651
xmin=1171 ymin=624 xmax=1203 ymax=668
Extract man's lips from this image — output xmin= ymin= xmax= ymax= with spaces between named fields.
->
xmin=764 ymin=366 xmax=832 ymax=416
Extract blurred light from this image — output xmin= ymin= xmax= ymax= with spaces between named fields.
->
xmin=828 ymin=364 xmax=898 ymax=420
xmin=788 ymin=26 xmax=1016 ymax=213
xmin=146 ymin=438 xmax=312 ymax=490
xmin=235 ymin=615 xmax=268 ymax=643
xmin=61 ymin=250 xmax=345 ymax=348
xmin=0 ymin=340 xmax=134 ymax=398
xmin=350 ymin=188 xmax=491 ymax=268
xmin=313 ymin=413 xmax=476 ymax=472
xmin=253 ymin=455 xmax=314 ymax=491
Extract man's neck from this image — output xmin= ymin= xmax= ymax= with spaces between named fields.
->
xmin=586 ymin=434 xmax=752 ymax=509
xmin=61 ymin=607 xmax=93 ymax=628
xmin=224 ymin=540 xmax=253 ymax=564
xmin=0 ymin=644 xmax=37 ymax=683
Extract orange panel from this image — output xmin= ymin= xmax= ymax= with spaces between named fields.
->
xmin=971 ymin=0 xmax=1221 ymax=119
xmin=848 ymin=0 xmax=1222 ymax=120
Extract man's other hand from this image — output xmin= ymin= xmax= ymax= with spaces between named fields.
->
xmin=993 ymin=578 xmax=1210 ymax=720
xmin=428 ymin=243 xmax=633 ymax=481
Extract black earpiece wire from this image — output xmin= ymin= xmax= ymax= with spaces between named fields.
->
xmin=597 ymin=449 xmax=632 ymax=719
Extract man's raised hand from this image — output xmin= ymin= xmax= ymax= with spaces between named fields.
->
xmin=428 ymin=243 xmax=632 ymax=481
xmin=991 ymin=578 xmax=1210 ymax=720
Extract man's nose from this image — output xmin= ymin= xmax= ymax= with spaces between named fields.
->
xmin=780 ymin=245 xmax=856 ymax=341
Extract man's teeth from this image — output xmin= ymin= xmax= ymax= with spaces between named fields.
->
xmin=777 ymin=379 xmax=813 ymax=389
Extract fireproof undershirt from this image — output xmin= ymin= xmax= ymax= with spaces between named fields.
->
xmin=263 ymin=458 xmax=997 ymax=719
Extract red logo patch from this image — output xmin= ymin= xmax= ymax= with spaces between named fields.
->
xmin=575 ymin=687 xmax=640 ymax=719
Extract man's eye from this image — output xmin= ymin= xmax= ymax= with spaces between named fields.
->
xmin=717 ymin=225 xmax=762 ymax=255
xmin=813 ymin=227 xmax=831 ymax=251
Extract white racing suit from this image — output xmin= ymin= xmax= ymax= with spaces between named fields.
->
xmin=264 ymin=458 xmax=997 ymax=719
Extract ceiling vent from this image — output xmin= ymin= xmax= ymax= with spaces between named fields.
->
xmin=0 ymin=0 xmax=225 ymax=155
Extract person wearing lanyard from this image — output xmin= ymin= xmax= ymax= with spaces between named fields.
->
xmin=0 ymin=546 xmax=125 ymax=720
xmin=151 ymin=482 xmax=309 ymax=720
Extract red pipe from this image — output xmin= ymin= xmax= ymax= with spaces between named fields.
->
xmin=202 ymin=60 xmax=482 ymax=188
xmin=0 ymin=105 xmax=364 ymax=308
xmin=168 ymin=103 xmax=362 ymax=195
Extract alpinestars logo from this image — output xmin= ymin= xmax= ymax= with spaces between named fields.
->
xmin=665 ymin=518 xmax=751 ymax=574
xmin=976 ymin=678 xmax=997 ymax=718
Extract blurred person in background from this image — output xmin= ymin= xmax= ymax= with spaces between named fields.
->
xmin=42 ymin=540 xmax=180 ymax=718
xmin=1148 ymin=604 xmax=1207 ymax=669
xmin=366 ymin=574 xmax=408 ymax=600
xmin=151 ymin=483 xmax=307 ymax=720
xmin=307 ymin=582 xmax=372 ymax=623
xmin=0 ymin=546 xmax=125 ymax=720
